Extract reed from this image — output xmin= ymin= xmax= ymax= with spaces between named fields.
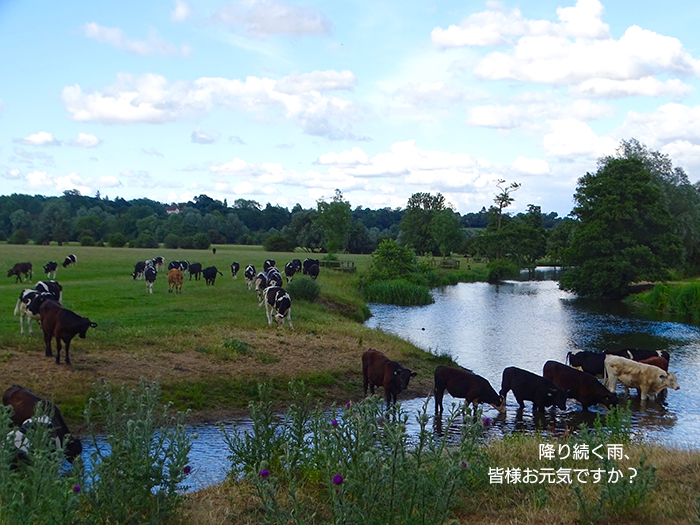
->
xmin=363 ymin=278 xmax=434 ymax=306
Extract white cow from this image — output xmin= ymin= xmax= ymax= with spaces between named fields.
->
xmin=604 ymin=354 xmax=679 ymax=401
xmin=259 ymin=286 xmax=293 ymax=329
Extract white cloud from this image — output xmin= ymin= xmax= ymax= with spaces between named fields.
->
xmin=82 ymin=22 xmax=189 ymax=56
xmin=212 ymin=0 xmax=331 ymax=37
xmin=141 ymin=147 xmax=165 ymax=157
xmin=70 ymin=132 xmax=102 ymax=148
xmin=1 ymin=167 xmax=22 ymax=180
xmin=191 ymin=128 xmax=220 ymax=144
xmin=542 ymin=119 xmax=617 ymax=158
xmin=512 ymin=156 xmax=551 ymax=175
xmin=572 ymin=77 xmax=693 ymax=98
xmin=62 ymin=71 xmax=363 ymax=139
xmin=468 ymin=98 xmax=613 ymax=129
xmin=17 ymin=131 xmax=60 ymax=146
xmin=171 ymin=0 xmax=192 ymax=22
xmin=24 ymin=170 xmax=122 ymax=193
xmin=317 ymin=147 xmax=371 ymax=166
xmin=618 ymin=103 xmax=700 ymax=146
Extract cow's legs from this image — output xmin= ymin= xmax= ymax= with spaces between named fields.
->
xmin=286 ymin=311 xmax=293 ymax=330
xmin=44 ymin=331 xmax=53 ymax=357
xmin=55 ymin=338 xmax=62 ymax=364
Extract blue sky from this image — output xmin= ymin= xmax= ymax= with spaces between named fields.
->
xmin=2 ymin=0 xmax=700 ymax=216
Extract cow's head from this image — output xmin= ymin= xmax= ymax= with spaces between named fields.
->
xmin=7 ymin=269 xmax=16 ymax=277
xmin=603 ymin=391 xmax=618 ymax=408
xmin=492 ymin=396 xmax=507 ymax=414
xmin=663 ymin=371 xmax=680 ymax=391
xmin=547 ymin=387 xmax=568 ymax=410
xmin=79 ymin=321 xmax=98 ymax=339
xmin=393 ymin=367 xmax=417 ymax=392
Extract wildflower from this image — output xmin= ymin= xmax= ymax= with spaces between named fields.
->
xmin=461 ymin=461 xmax=467 ymax=468
xmin=331 ymin=419 xmax=338 ymax=426
xmin=184 ymin=465 xmax=191 ymax=475
xmin=346 ymin=402 xmax=351 ymax=408
xmin=260 ymin=469 xmax=270 ymax=479
xmin=482 ymin=417 xmax=491 ymax=427
xmin=333 ymin=474 xmax=343 ymax=485
xmin=73 ymin=485 xmax=81 ymax=493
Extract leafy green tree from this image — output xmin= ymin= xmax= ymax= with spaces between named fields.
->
xmin=493 ymin=179 xmax=521 ymax=230
xmin=316 ymin=189 xmax=352 ymax=253
xmin=369 ymin=239 xmax=417 ymax=279
xmin=10 ymin=209 xmax=32 ymax=238
xmin=399 ymin=192 xmax=446 ymax=255
xmin=560 ymin=157 xmax=683 ymax=299
xmin=192 ymin=232 xmax=211 ymax=250
xmin=34 ymin=199 xmax=73 ymax=245
xmin=429 ymin=208 xmax=464 ymax=257
xmin=109 ymin=232 xmax=128 ymax=248
xmin=163 ymin=233 xmax=179 ymax=249
xmin=346 ymin=221 xmax=375 ymax=254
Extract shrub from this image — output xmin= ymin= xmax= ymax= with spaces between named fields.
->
xmin=486 ymin=258 xmax=519 ymax=283
xmin=108 ymin=232 xmax=127 ymax=247
xmin=179 ymin=235 xmax=194 ymax=249
xmin=192 ymin=233 xmax=210 ymax=250
xmin=369 ymin=239 xmax=417 ymax=280
xmin=80 ymin=234 xmax=96 ymax=246
xmin=363 ymin=278 xmax=433 ymax=306
xmin=7 ymin=229 xmax=29 ymax=245
xmin=262 ymin=233 xmax=296 ymax=252
xmin=164 ymin=233 xmax=179 ymax=249
xmin=287 ymin=275 xmax=321 ymax=302
xmin=134 ymin=232 xmax=159 ymax=249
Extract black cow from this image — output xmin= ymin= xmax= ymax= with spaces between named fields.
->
xmin=40 ymin=299 xmax=97 ymax=365
xmin=188 ymin=262 xmax=203 ymax=281
xmin=543 ymin=361 xmax=617 ymax=411
xmin=132 ymin=261 xmax=146 ymax=280
xmin=231 ymin=262 xmax=240 ymax=279
xmin=303 ymin=258 xmax=320 ymax=275
xmin=62 ymin=254 xmax=77 ymax=268
xmin=606 ymin=348 xmax=671 ymax=363
xmin=3 ymin=385 xmax=82 ymax=462
xmin=7 ymin=262 xmax=32 ymax=283
xmin=260 ymin=286 xmax=294 ymax=329
xmin=500 ymin=366 xmax=568 ymax=412
xmin=284 ymin=262 xmax=296 ymax=283
xmin=567 ymin=350 xmax=607 ymax=376
xmin=434 ymin=366 xmax=505 ymax=414
xmin=292 ymin=258 xmax=302 ymax=273
xmin=43 ymin=261 xmax=58 ymax=279
xmin=145 ymin=266 xmax=157 ymax=293
xmin=202 ymin=266 xmax=223 ymax=285
xmin=263 ymin=259 xmax=276 ymax=272
xmin=362 ymin=348 xmax=416 ymax=408
xmin=307 ymin=263 xmax=319 ymax=280
xmin=244 ymin=264 xmax=256 ymax=290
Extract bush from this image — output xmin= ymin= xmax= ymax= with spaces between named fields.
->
xmin=164 ymin=233 xmax=179 ymax=249
xmin=79 ymin=234 xmax=96 ymax=246
xmin=108 ymin=232 xmax=127 ymax=247
xmin=7 ymin=229 xmax=29 ymax=245
xmin=486 ymin=258 xmax=519 ymax=283
xmin=287 ymin=275 xmax=321 ymax=302
xmin=192 ymin=233 xmax=210 ymax=250
xmin=363 ymin=278 xmax=434 ymax=306
xmin=135 ymin=232 xmax=159 ymax=249
xmin=370 ymin=239 xmax=417 ymax=280
xmin=262 ymin=233 xmax=296 ymax=252
xmin=179 ymin=235 xmax=194 ymax=249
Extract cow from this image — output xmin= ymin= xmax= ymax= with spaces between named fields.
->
xmin=284 ymin=262 xmax=297 ymax=283
xmin=62 ymin=254 xmax=77 ymax=268
xmin=260 ymin=286 xmax=294 ymax=329
xmin=43 ymin=261 xmax=58 ymax=279
xmin=543 ymin=360 xmax=617 ymax=411
xmin=34 ymin=280 xmax=62 ymax=303
xmin=145 ymin=266 xmax=157 ymax=293
xmin=303 ymin=258 xmax=320 ymax=276
xmin=7 ymin=262 xmax=32 ymax=283
xmin=14 ymin=289 xmax=56 ymax=335
xmin=603 ymin=354 xmax=680 ymax=401
xmin=500 ymin=367 xmax=568 ymax=412
xmin=132 ymin=261 xmax=146 ymax=280
xmin=152 ymin=256 xmax=165 ymax=271
xmin=168 ymin=268 xmax=183 ymax=294
xmin=567 ymin=350 xmax=606 ymax=376
xmin=639 ymin=356 xmax=669 ymax=372
xmin=266 ymin=268 xmax=284 ymax=288
xmin=231 ymin=262 xmax=240 ymax=279
xmin=244 ymin=265 xmax=256 ymax=290
xmin=254 ymin=271 xmax=269 ymax=301
xmin=307 ymin=263 xmax=319 ymax=280
xmin=40 ymin=299 xmax=97 ymax=365
xmin=203 ymin=266 xmax=223 ymax=285
xmin=606 ymin=348 xmax=671 ymax=363
xmin=3 ymin=385 xmax=82 ymax=462
xmin=168 ymin=260 xmax=189 ymax=272
xmin=168 ymin=260 xmax=180 ymax=271
xmin=434 ymin=366 xmax=505 ymax=415
xmin=292 ymin=258 xmax=303 ymax=274
xmin=188 ymin=262 xmax=203 ymax=281
xmin=362 ymin=348 xmax=416 ymax=408
xmin=263 ymin=259 xmax=276 ymax=272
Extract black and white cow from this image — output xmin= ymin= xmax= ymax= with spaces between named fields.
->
xmin=284 ymin=262 xmax=296 ymax=283
xmin=231 ymin=262 xmax=240 ymax=280
xmin=202 ymin=266 xmax=223 ymax=285
xmin=62 ymin=254 xmax=77 ymax=268
xmin=14 ymin=289 xmax=57 ymax=335
xmin=35 ymin=281 xmax=62 ymax=303
xmin=132 ymin=261 xmax=146 ymax=280
xmin=266 ymin=268 xmax=284 ymax=288
xmin=244 ymin=265 xmax=256 ymax=290
xmin=254 ymin=271 xmax=268 ymax=300
xmin=152 ymin=256 xmax=165 ymax=271
xmin=43 ymin=261 xmax=58 ymax=279
xmin=292 ymin=258 xmax=302 ymax=274
xmin=168 ymin=260 xmax=189 ymax=272
xmin=303 ymin=258 xmax=320 ymax=275
xmin=263 ymin=259 xmax=276 ymax=272
xmin=260 ymin=286 xmax=293 ymax=329
xmin=145 ymin=266 xmax=157 ymax=294
xmin=188 ymin=262 xmax=203 ymax=281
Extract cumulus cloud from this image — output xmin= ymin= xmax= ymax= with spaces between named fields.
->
xmin=542 ymin=119 xmax=617 ymax=158
xmin=62 ymin=70 xmax=363 ymax=140
xmin=1 ymin=167 xmax=22 ymax=180
xmin=12 ymin=147 xmax=56 ymax=166
xmin=141 ymin=147 xmax=165 ymax=157
xmin=212 ymin=0 xmax=331 ymax=37
xmin=191 ymin=128 xmax=220 ymax=144
xmin=468 ymin=98 xmax=613 ymax=129
xmin=70 ymin=132 xmax=102 ymax=148
xmin=618 ymin=103 xmax=700 ymax=145
xmin=24 ymin=170 xmax=122 ymax=194
xmin=171 ymin=0 xmax=192 ymax=22
xmin=16 ymin=131 xmax=60 ymax=146
xmin=82 ymin=22 xmax=190 ymax=56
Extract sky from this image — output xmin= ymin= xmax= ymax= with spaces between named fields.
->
xmin=2 ymin=0 xmax=700 ymax=217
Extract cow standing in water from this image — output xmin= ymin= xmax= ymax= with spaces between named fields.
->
xmin=362 ymin=349 xmax=416 ymax=408
xmin=434 ymin=366 xmax=505 ymax=414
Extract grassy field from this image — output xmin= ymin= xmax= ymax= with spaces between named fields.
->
xmin=0 ymin=243 xmax=454 ymax=429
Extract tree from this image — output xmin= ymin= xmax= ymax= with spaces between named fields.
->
xmin=560 ymin=157 xmax=682 ymax=299
xmin=316 ymin=189 xmax=352 ymax=253
xmin=429 ymin=209 xmax=464 ymax=257
xmin=34 ymin=199 xmax=73 ymax=245
xmin=399 ymin=192 xmax=446 ymax=255
xmin=493 ymin=179 xmax=521 ymax=230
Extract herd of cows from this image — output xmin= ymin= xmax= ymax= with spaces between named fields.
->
xmin=362 ymin=346 xmax=680 ymax=417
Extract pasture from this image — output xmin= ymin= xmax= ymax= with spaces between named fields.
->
xmin=0 ymin=243 xmax=450 ymax=428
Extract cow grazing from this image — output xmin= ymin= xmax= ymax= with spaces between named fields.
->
xmin=500 ymin=367 xmax=568 ymax=412
xmin=132 ymin=261 xmax=146 ymax=280
xmin=3 ymin=385 xmax=82 ymax=462
xmin=40 ymin=299 xmax=97 ymax=365
xmin=543 ymin=360 xmax=617 ymax=411
xmin=244 ymin=265 xmax=256 ymax=289
xmin=35 ymin=280 xmax=62 ymax=302
xmin=303 ymin=258 xmax=320 ymax=276
xmin=307 ymin=263 xmax=320 ymax=280
xmin=263 ymin=259 xmax=276 ymax=272
xmin=62 ymin=254 xmax=77 ymax=268
xmin=434 ymin=366 xmax=505 ymax=414
xmin=14 ymin=289 xmax=56 ymax=335
xmin=260 ymin=286 xmax=294 ymax=329
xmin=145 ymin=266 xmax=157 ymax=293
xmin=604 ymin=354 xmax=680 ymax=401
xmin=203 ymin=266 xmax=223 ymax=285
xmin=567 ymin=350 xmax=606 ymax=376
xmin=284 ymin=262 xmax=297 ymax=283
xmin=188 ymin=262 xmax=203 ymax=281
xmin=639 ymin=356 xmax=669 ymax=372
xmin=43 ymin=261 xmax=58 ymax=279
xmin=606 ymin=348 xmax=671 ymax=363
xmin=7 ymin=262 xmax=32 ymax=283
xmin=152 ymin=256 xmax=165 ymax=271
xmin=362 ymin=348 xmax=416 ymax=408
xmin=231 ymin=262 xmax=240 ymax=279
xmin=168 ymin=268 xmax=183 ymax=294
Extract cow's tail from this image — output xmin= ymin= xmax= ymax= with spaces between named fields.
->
xmin=566 ymin=351 xmax=571 ymax=365
xmin=603 ymin=359 xmax=616 ymax=392
xmin=13 ymin=299 xmax=21 ymax=316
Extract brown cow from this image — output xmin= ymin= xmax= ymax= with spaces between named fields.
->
xmin=7 ymin=262 xmax=32 ymax=283
xmin=638 ymin=356 xmax=669 ymax=371
xmin=3 ymin=385 xmax=82 ymax=462
xmin=434 ymin=366 xmax=505 ymax=414
xmin=543 ymin=360 xmax=617 ymax=411
xmin=40 ymin=299 xmax=97 ymax=365
xmin=362 ymin=348 xmax=416 ymax=408
xmin=168 ymin=268 xmax=183 ymax=294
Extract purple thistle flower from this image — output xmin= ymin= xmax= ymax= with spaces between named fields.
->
xmin=482 ymin=417 xmax=491 ymax=427
xmin=184 ymin=465 xmax=191 ymax=475
xmin=461 ymin=461 xmax=467 ymax=468
xmin=331 ymin=419 xmax=338 ymax=426
xmin=333 ymin=474 xmax=343 ymax=485
xmin=260 ymin=469 xmax=270 ymax=479
xmin=73 ymin=485 xmax=81 ymax=493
